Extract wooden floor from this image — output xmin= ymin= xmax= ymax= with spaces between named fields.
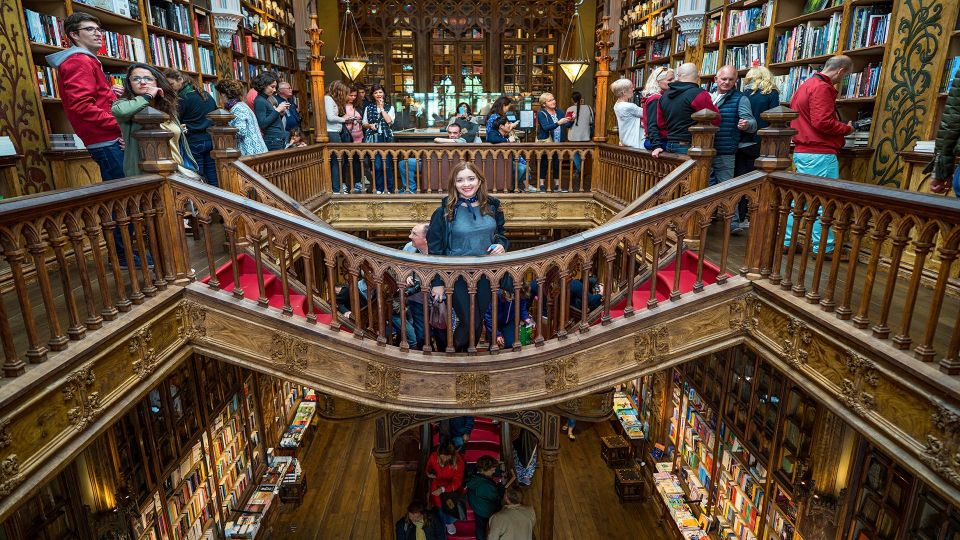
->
xmin=259 ymin=418 xmax=671 ymax=540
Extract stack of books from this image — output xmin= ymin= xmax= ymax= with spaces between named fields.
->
xmin=914 ymin=140 xmax=935 ymax=153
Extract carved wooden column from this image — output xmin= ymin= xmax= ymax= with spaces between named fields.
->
xmin=685 ymin=109 xmax=719 ymax=248
xmin=373 ymin=414 xmax=394 ymax=540
xmin=133 ymin=107 xmax=189 ymax=283
xmin=592 ymin=16 xmax=614 ymax=145
xmin=307 ymin=15 xmax=328 ymax=144
xmin=540 ymin=411 xmax=561 ymax=540
xmin=749 ymin=106 xmax=799 ymax=279
xmin=208 ymin=109 xmax=240 ymax=195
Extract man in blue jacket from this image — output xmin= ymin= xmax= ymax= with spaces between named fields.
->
xmin=710 ymin=65 xmax=757 ymax=233
xmin=277 ymin=81 xmax=301 ymax=134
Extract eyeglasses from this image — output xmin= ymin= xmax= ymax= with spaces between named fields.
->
xmin=78 ymin=26 xmax=104 ymax=34
xmin=130 ymin=76 xmax=156 ymax=83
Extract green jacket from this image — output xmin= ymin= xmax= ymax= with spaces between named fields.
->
xmin=928 ymin=69 xmax=960 ymax=181
xmin=112 ymin=96 xmax=151 ymax=177
xmin=465 ymin=473 xmax=503 ymax=519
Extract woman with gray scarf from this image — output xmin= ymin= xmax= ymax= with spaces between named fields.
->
xmin=252 ymin=72 xmax=289 ymax=151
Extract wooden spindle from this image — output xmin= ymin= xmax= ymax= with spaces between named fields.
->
xmin=116 ymin=213 xmax=144 ymax=304
xmin=819 ymin=216 xmax=850 ymax=312
xmin=513 ymin=282 xmax=522 ymax=351
xmin=421 ymin=284 xmax=432 ymax=353
xmin=872 ymin=234 xmax=909 ymax=339
xmin=226 ymin=227 xmax=244 ymax=299
xmin=143 ymin=207 xmax=167 ymax=290
xmin=444 ymin=285 xmax=454 ymax=353
xmin=86 ymin=223 xmax=120 ymax=318
xmin=48 ymin=235 xmax=84 ymax=340
xmin=489 ymin=282 xmax=500 ymax=353
xmin=806 ymin=209 xmax=833 ymax=304
xmin=467 ymin=281 xmax=477 ymax=354
xmin=376 ymin=278 xmax=387 ymax=346
xmin=694 ymin=217 xmax=709 ymax=292
xmin=202 ymin=218 xmax=219 ymax=290
xmin=768 ymin=192 xmax=791 ymax=285
xmin=4 ymin=247 xmax=46 ymax=362
xmin=892 ymin=241 xmax=933 ymax=349
xmin=535 ymin=276 xmax=545 ymax=346
xmin=602 ymin=254 xmax=615 ymax=324
xmin=580 ymin=263 xmax=591 ymax=332
xmin=326 ymin=258 xmax=339 ymax=330
xmin=941 ymin=310 xmax=960 ymax=375
xmin=350 ymin=270 xmax=364 ymax=339
xmin=132 ymin=211 xmax=156 ymax=297
xmin=398 ymin=282 xmax=408 ymax=351
xmin=279 ymin=241 xmax=292 ymax=316
xmin=0 ymin=295 xmax=24 ymax=376
xmin=303 ymin=253 xmax=317 ymax=324
xmin=781 ymin=201 xmax=805 ymax=290
xmin=717 ymin=214 xmax=731 ymax=285
xmin=915 ymin=248 xmax=957 ymax=362
xmin=624 ymin=245 xmax=637 ymax=316
xmin=648 ymin=236 xmax=662 ymax=309
xmin=836 ymin=222 xmax=866 ymax=321
xmin=852 ymin=224 xmax=890 ymax=329
xmin=68 ymin=230 xmax=102 ymax=330
xmin=27 ymin=242 xmax=68 ymax=351
xmin=792 ymin=204 xmax=818 ymax=297
xmin=670 ymin=228 xmax=685 ymax=300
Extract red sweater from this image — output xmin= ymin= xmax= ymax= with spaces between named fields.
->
xmin=49 ymin=48 xmax=120 ymax=146
xmin=426 ymin=452 xmax=465 ymax=508
xmin=789 ymin=72 xmax=853 ymax=154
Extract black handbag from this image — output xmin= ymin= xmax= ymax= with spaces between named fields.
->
xmin=440 ymin=491 xmax=467 ymax=521
xmin=339 ymin=123 xmax=353 ymax=143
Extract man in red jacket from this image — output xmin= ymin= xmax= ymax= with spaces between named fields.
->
xmin=785 ymin=55 xmax=854 ymax=256
xmin=46 ymin=12 xmax=125 ymax=181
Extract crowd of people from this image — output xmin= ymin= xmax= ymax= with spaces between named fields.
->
xmin=615 ymin=55 xmax=859 ymax=255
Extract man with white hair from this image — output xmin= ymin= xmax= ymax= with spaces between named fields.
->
xmin=652 ymin=62 xmax=720 ymax=157
xmin=711 ymin=65 xmax=757 ymax=233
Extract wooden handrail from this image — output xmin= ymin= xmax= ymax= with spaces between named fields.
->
xmin=609 ymin=159 xmax=698 ymax=220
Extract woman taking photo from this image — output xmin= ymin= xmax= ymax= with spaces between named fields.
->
xmin=447 ymin=101 xmax=479 ymax=142
xmin=427 ymin=161 xmax=508 ymax=352
xmin=325 ymin=80 xmax=353 ymax=194
xmin=425 ymin=442 xmax=465 ymax=535
xmin=164 ymin=69 xmax=218 ymax=186
xmin=362 ymin=84 xmax=395 ymax=193
xmin=214 ymin=79 xmax=268 ymax=157
xmin=112 ymin=63 xmax=199 ymax=178
xmin=535 ymin=92 xmax=572 ymax=192
xmin=252 ymin=72 xmax=289 ymax=151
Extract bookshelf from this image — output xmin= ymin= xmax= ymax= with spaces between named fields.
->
xmin=618 ymin=1 xmax=678 ymax=88
xmin=163 ymin=437 xmax=216 ymax=540
xmin=208 ymin=391 xmax=259 ymax=524
xmin=715 ymin=427 xmax=767 ymax=540
xmin=20 ymin=0 xmax=300 ymax=148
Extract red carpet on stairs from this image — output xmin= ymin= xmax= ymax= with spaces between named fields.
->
xmin=439 ymin=417 xmax=502 ymax=540
xmin=608 ymin=250 xmax=721 ymax=319
xmin=200 ymin=253 xmax=334 ymax=324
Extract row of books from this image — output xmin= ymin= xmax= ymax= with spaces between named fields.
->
xmin=706 ymin=16 xmax=722 ymax=44
xmin=848 ymin=6 xmax=891 ymax=51
xmin=726 ymin=44 xmax=768 ymax=71
xmin=772 ymin=65 xmax=819 ymax=104
xmin=702 ymin=50 xmax=719 ymax=76
xmin=74 ymin=0 xmax=140 ymax=20
xmin=801 ymin=0 xmax=841 ymax=14
xmin=942 ymin=56 xmax=960 ymax=93
xmin=650 ymin=39 xmax=671 ymax=60
xmin=772 ymin=13 xmax=842 ymax=64
xmin=99 ymin=30 xmax=147 ymax=63
xmin=727 ymin=4 xmax=771 ymax=38
xmin=245 ymin=39 xmax=289 ymax=67
xmin=840 ymin=63 xmax=881 ymax=98
xmin=24 ymin=9 xmax=70 ymax=48
xmin=36 ymin=66 xmax=59 ymax=99
xmin=650 ymin=8 xmax=673 ymax=35
xmin=148 ymin=0 xmax=193 ymax=37
xmin=149 ymin=35 xmax=197 ymax=72
xmin=199 ymin=47 xmax=216 ymax=76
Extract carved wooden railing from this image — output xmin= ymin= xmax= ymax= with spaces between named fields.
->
xmin=238 ymin=144 xmax=327 ymax=210
xmin=593 ymin=145 xmax=689 ymax=207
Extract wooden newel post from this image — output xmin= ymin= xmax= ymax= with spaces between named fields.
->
xmin=592 ymin=16 xmax=614 ymax=145
xmin=539 ymin=412 xmax=562 ymax=540
xmin=133 ymin=107 xmax=189 ymax=282
xmin=207 ymin=108 xmax=240 ymax=195
xmin=747 ymin=106 xmax=799 ymax=279
xmin=686 ymin=109 xmax=719 ymax=247
xmin=373 ymin=415 xmax=393 ymax=540
xmin=307 ymin=15 xmax=328 ymax=144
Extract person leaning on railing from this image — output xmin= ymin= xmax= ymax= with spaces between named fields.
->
xmin=164 ymin=69 xmax=218 ymax=187
xmin=325 ymin=80 xmax=353 ymax=194
xmin=361 ymin=84 xmax=397 ymax=193
xmin=214 ymin=78 xmax=268 ymax=157
xmin=427 ymin=162 xmax=508 ymax=352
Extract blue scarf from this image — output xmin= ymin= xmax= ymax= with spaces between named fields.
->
xmin=456 ymin=196 xmax=479 ymax=220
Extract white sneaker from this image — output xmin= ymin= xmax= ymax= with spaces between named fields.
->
xmin=740 ymin=219 xmax=750 ymax=229
xmin=446 ymin=524 xmax=456 ymax=535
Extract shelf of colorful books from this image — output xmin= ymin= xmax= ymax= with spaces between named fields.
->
xmin=763 ymin=482 xmax=798 ymax=540
xmin=163 ymin=437 xmax=215 ymax=540
xmin=71 ymin=0 xmax=143 ymax=28
xmin=146 ymin=0 xmax=193 ymax=37
xmin=714 ymin=428 xmax=767 ymax=540
xmin=723 ymin=26 xmax=770 ymax=45
xmin=771 ymin=12 xmax=842 ymax=64
xmin=210 ymin=393 xmax=257 ymax=521
xmin=773 ymin=3 xmax=843 ymax=29
xmin=843 ymin=44 xmax=886 ymax=57
xmin=726 ymin=2 xmax=771 ymax=38
xmin=725 ymin=43 xmax=768 ymax=71
xmin=769 ymin=53 xmax=834 ymax=70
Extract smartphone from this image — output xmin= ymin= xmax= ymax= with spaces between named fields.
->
xmin=459 ymin=105 xmax=467 ymax=115
xmin=566 ymin=111 xmax=575 ymax=119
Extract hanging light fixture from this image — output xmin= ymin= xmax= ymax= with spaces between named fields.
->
xmin=335 ymin=0 xmax=369 ymax=81
xmin=558 ymin=0 xmax=589 ymax=83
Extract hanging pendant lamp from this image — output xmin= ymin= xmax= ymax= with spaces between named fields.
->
xmin=558 ymin=0 xmax=589 ymax=83
xmin=335 ymin=0 xmax=369 ymax=81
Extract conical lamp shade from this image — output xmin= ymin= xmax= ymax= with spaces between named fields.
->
xmin=336 ymin=58 xmax=367 ymax=81
xmin=559 ymin=60 xmax=589 ymax=83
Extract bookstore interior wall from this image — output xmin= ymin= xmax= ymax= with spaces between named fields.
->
xmin=4 ymin=0 xmax=305 ymax=195
xmin=611 ymin=0 xmax=960 ymax=188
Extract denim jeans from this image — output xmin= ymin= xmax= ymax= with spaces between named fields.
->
xmin=408 ymin=301 xmax=426 ymax=349
xmin=953 ymin=167 xmax=960 ymax=198
xmin=88 ymin=141 xmax=125 ymax=180
xmin=476 ymin=515 xmax=490 ymax=540
xmin=398 ymin=158 xmax=418 ymax=193
xmin=784 ymin=153 xmax=839 ymax=252
xmin=665 ymin=141 xmax=690 ymax=154
xmin=391 ymin=313 xmax=417 ymax=349
xmin=374 ymin=154 xmax=395 ymax=193
xmin=189 ymin=138 xmax=218 ymax=188
xmin=538 ymin=154 xmax=561 ymax=190
xmin=330 ymin=152 xmax=347 ymax=193
xmin=710 ymin=154 xmax=741 ymax=229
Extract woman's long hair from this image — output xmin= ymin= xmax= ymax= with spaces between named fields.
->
xmin=163 ymin=68 xmax=208 ymax=101
xmin=572 ymin=91 xmax=582 ymax=126
xmin=436 ymin=442 xmax=459 ymax=469
xmin=490 ymin=95 xmax=512 ymax=117
xmin=444 ymin=161 xmax=492 ymax=221
xmin=744 ymin=66 xmax=778 ymax=95
xmin=121 ymin=63 xmax=179 ymax=118
xmin=328 ymin=80 xmax=350 ymax=116
xmin=642 ymin=66 xmax=673 ymax=97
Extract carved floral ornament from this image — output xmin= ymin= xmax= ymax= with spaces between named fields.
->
xmin=921 ymin=401 xmax=960 ymax=487
xmin=62 ymin=363 xmax=101 ymax=431
xmin=129 ymin=328 xmax=158 ymax=380
xmin=270 ymin=331 xmax=308 ymax=374
xmin=729 ymin=294 xmax=760 ymax=332
xmin=781 ymin=316 xmax=813 ymax=370
xmin=364 ymin=361 xmax=401 ymax=399
xmin=456 ymin=372 xmax=491 ymax=405
xmin=839 ymin=350 xmax=878 ymax=417
xmin=176 ymin=300 xmax=207 ymax=340
xmin=634 ymin=325 xmax=670 ymax=365
xmin=544 ymin=356 xmax=580 ymax=392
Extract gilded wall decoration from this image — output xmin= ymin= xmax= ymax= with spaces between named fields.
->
xmin=540 ymin=201 xmax=559 ymax=220
xmin=544 ymin=356 xmax=580 ymax=392
xmin=35 ymin=411 xmax=55 ymax=441
xmin=176 ymin=300 xmax=207 ymax=340
xmin=62 ymin=363 xmax=101 ymax=431
xmin=839 ymin=350 xmax=879 ymax=416
xmin=455 ymin=373 xmax=491 ymax=405
xmin=364 ymin=361 xmax=401 ymax=399
xmin=869 ymin=0 xmax=944 ymax=187
xmin=583 ymin=201 xmax=597 ymax=221
xmin=0 ymin=455 xmax=20 ymax=497
xmin=0 ymin=2 xmax=52 ymax=193
xmin=499 ymin=200 xmax=514 ymax=220
xmin=634 ymin=325 xmax=670 ymax=365
xmin=781 ymin=317 xmax=813 ymax=370
xmin=729 ymin=294 xmax=760 ymax=332
xmin=270 ymin=331 xmax=308 ymax=373
xmin=411 ymin=202 xmax=430 ymax=222
xmin=129 ymin=328 xmax=157 ymax=380
xmin=366 ymin=202 xmax=385 ymax=222
xmin=921 ymin=401 xmax=960 ymax=487
xmin=325 ymin=202 xmax=342 ymax=222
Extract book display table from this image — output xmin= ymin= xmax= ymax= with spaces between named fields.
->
xmin=277 ymin=391 xmax=317 ymax=458
xmin=224 ymin=456 xmax=295 ymax=539
xmin=652 ymin=465 xmax=710 ymax=540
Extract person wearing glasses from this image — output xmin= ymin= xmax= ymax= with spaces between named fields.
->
xmin=47 ymin=13 xmax=126 ymax=181
xmin=112 ymin=64 xmax=199 ymax=179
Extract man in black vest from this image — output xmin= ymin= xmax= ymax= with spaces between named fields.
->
xmin=711 ymin=65 xmax=757 ymax=233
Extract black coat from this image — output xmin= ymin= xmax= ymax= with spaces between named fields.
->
xmin=254 ymin=93 xmax=287 ymax=146
xmin=427 ymin=196 xmax=508 ymax=287
xmin=178 ymin=84 xmax=217 ymax=144
xmin=928 ymin=69 xmax=960 ymax=180
xmin=395 ymin=511 xmax=446 ymax=540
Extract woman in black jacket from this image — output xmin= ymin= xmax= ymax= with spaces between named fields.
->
xmin=428 ymin=161 xmax=508 ymax=352
xmin=395 ymin=501 xmax=445 ymax=540
xmin=164 ymin=69 xmax=218 ymax=186
xmin=252 ymin=72 xmax=289 ymax=151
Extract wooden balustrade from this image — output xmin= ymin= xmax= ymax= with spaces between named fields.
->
xmin=169 ymin=172 xmax=761 ymax=356
xmin=593 ymin=145 xmax=688 ymax=207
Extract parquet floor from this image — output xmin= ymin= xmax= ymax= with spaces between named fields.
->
xmin=259 ymin=418 xmax=671 ymax=540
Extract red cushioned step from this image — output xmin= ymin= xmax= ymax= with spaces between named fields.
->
xmin=464 ymin=444 xmax=500 ymax=464
xmin=448 ymin=519 xmax=476 ymax=539
xmin=432 ymin=427 xmax=500 ymax=447
xmin=608 ymin=251 xmax=721 ymax=319
xmin=266 ymin=293 xmax=307 ymax=317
